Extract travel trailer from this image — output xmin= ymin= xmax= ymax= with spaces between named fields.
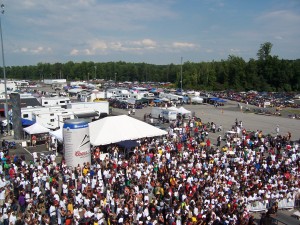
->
xmin=32 ymin=108 xmax=100 ymax=129
xmin=151 ymin=107 xmax=178 ymax=122
xmin=0 ymin=80 xmax=17 ymax=92
xmin=130 ymin=87 xmax=154 ymax=100
xmin=159 ymin=92 xmax=183 ymax=103
xmin=21 ymin=106 xmax=63 ymax=121
xmin=40 ymin=97 xmax=71 ymax=107
xmin=66 ymin=101 xmax=109 ymax=115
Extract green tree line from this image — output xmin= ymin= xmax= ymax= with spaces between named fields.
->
xmin=3 ymin=42 xmax=300 ymax=91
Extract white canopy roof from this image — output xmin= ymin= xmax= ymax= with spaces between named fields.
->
xmin=167 ymin=106 xmax=178 ymax=111
xmin=191 ymin=96 xmax=204 ymax=103
xmin=23 ymin=123 xmax=50 ymax=135
xmin=49 ymin=128 xmax=63 ymax=142
xmin=89 ymin=115 xmax=168 ymax=146
xmin=177 ymin=107 xmax=191 ymax=115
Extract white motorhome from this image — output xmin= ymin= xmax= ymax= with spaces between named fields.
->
xmin=130 ymin=87 xmax=154 ymax=100
xmin=66 ymin=101 xmax=109 ymax=115
xmin=107 ymin=88 xmax=130 ymax=99
xmin=0 ymin=80 xmax=17 ymax=92
xmin=162 ymin=109 xmax=178 ymax=122
xmin=151 ymin=107 xmax=165 ymax=119
xmin=159 ymin=92 xmax=183 ymax=102
xmin=14 ymin=80 xmax=29 ymax=87
xmin=151 ymin=107 xmax=177 ymax=122
xmin=32 ymin=110 xmax=75 ymax=129
xmin=40 ymin=97 xmax=71 ymax=107
xmin=44 ymin=79 xmax=67 ymax=85
xmin=32 ymin=108 xmax=100 ymax=129
xmin=21 ymin=106 xmax=63 ymax=121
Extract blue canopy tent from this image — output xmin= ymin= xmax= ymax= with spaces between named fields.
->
xmin=153 ymin=99 xmax=162 ymax=103
xmin=21 ymin=118 xmax=35 ymax=127
xmin=149 ymin=88 xmax=157 ymax=93
xmin=216 ymin=99 xmax=227 ymax=103
xmin=209 ymin=97 xmax=220 ymax=101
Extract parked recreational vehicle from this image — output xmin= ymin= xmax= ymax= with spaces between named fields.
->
xmin=32 ymin=110 xmax=75 ymax=129
xmin=66 ymin=101 xmax=109 ymax=115
xmin=151 ymin=107 xmax=165 ymax=119
xmin=159 ymin=92 xmax=183 ymax=102
xmin=151 ymin=107 xmax=177 ymax=122
xmin=21 ymin=106 xmax=63 ymax=121
xmin=130 ymin=87 xmax=154 ymax=100
xmin=40 ymin=97 xmax=71 ymax=107
xmin=162 ymin=109 xmax=178 ymax=122
xmin=32 ymin=108 xmax=100 ymax=129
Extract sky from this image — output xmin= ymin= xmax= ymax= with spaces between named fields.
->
xmin=1 ymin=0 xmax=300 ymax=66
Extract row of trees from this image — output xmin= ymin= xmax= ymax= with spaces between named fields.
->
xmin=3 ymin=42 xmax=300 ymax=91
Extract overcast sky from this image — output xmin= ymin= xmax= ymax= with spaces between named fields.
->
xmin=1 ymin=0 xmax=300 ymax=66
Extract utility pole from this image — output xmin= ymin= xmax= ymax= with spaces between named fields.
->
xmin=0 ymin=4 xmax=10 ymax=135
xmin=94 ymin=66 xmax=97 ymax=80
xmin=180 ymin=57 xmax=183 ymax=92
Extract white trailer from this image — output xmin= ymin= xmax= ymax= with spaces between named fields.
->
xmin=159 ymin=92 xmax=183 ymax=102
xmin=66 ymin=101 xmax=109 ymax=115
xmin=162 ymin=109 xmax=178 ymax=122
xmin=44 ymin=79 xmax=67 ymax=85
xmin=21 ymin=106 xmax=63 ymax=121
xmin=151 ymin=107 xmax=165 ymax=119
xmin=40 ymin=97 xmax=71 ymax=107
xmin=32 ymin=108 xmax=101 ymax=129
xmin=151 ymin=107 xmax=177 ymax=122
xmin=32 ymin=110 xmax=75 ymax=129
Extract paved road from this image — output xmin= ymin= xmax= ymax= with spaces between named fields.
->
xmin=112 ymin=102 xmax=300 ymax=145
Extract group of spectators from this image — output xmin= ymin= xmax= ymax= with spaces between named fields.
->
xmin=0 ymin=113 xmax=299 ymax=225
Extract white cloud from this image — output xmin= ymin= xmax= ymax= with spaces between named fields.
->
xmin=20 ymin=48 xmax=28 ymax=53
xmin=70 ymin=49 xmax=79 ymax=56
xmin=230 ymin=48 xmax=240 ymax=53
xmin=13 ymin=46 xmax=52 ymax=55
xmin=172 ymin=42 xmax=196 ymax=48
xmin=131 ymin=39 xmax=157 ymax=49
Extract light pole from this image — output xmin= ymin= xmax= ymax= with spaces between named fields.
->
xmin=180 ymin=57 xmax=183 ymax=92
xmin=114 ymin=72 xmax=117 ymax=84
xmin=0 ymin=4 xmax=10 ymax=135
xmin=94 ymin=66 xmax=97 ymax=80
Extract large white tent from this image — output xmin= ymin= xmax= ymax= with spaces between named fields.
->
xmin=89 ymin=115 xmax=168 ymax=146
xmin=23 ymin=123 xmax=50 ymax=134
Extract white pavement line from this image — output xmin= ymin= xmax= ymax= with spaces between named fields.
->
xmin=23 ymin=147 xmax=33 ymax=156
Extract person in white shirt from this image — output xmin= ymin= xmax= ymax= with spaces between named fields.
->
xmin=49 ymin=204 xmax=57 ymax=224
xmin=9 ymin=211 xmax=17 ymax=225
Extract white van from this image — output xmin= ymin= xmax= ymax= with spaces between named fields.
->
xmin=162 ymin=109 xmax=177 ymax=122
xmin=151 ymin=107 xmax=165 ymax=119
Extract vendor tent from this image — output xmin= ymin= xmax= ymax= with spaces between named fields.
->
xmin=23 ymin=123 xmax=50 ymax=134
xmin=89 ymin=115 xmax=168 ymax=146
xmin=177 ymin=107 xmax=191 ymax=115
xmin=167 ymin=106 xmax=178 ymax=111
xmin=21 ymin=118 xmax=35 ymax=127
xmin=49 ymin=128 xmax=63 ymax=142
xmin=191 ymin=96 xmax=204 ymax=104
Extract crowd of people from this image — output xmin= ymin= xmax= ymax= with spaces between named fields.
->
xmin=0 ymin=114 xmax=299 ymax=225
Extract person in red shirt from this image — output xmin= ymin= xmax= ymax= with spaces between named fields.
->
xmin=31 ymin=135 xmax=37 ymax=147
xmin=9 ymin=166 xmax=15 ymax=179
xmin=206 ymin=138 xmax=211 ymax=147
